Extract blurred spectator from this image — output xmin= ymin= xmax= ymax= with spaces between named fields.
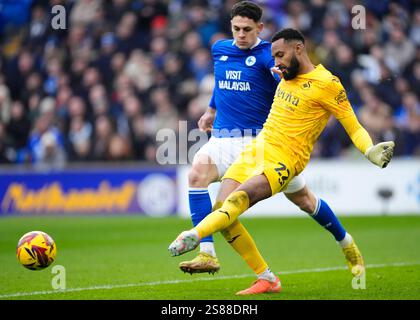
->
xmin=189 ymin=48 xmax=212 ymax=83
xmin=410 ymin=9 xmax=420 ymax=45
xmin=107 ymin=134 xmax=132 ymax=161
xmin=0 ymin=121 xmax=12 ymax=164
xmin=27 ymin=115 xmax=66 ymax=170
xmin=89 ymin=84 xmax=111 ymax=117
xmin=358 ymin=89 xmax=393 ymax=144
xmin=67 ymin=96 xmax=88 ymax=121
xmin=27 ymin=5 xmax=49 ymax=49
xmin=316 ymin=117 xmax=351 ymax=158
xmin=56 ymin=85 xmax=73 ymax=120
xmin=22 ymin=72 xmax=44 ymax=106
xmin=327 ymin=43 xmax=360 ymax=102
xmin=187 ymin=3 xmax=219 ymax=47
xmin=0 ymin=84 xmax=12 ymax=123
xmin=115 ymin=12 xmax=141 ymax=55
xmin=6 ymin=101 xmax=31 ymax=152
xmin=130 ymin=114 xmax=154 ymax=161
xmin=280 ymin=0 xmax=312 ymax=33
xmin=6 ymin=49 xmax=37 ymax=100
xmin=395 ymin=92 xmax=420 ymax=155
xmin=148 ymin=87 xmax=179 ymax=134
xmin=372 ymin=62 xmax=401 ymax=111
xmin=123 ymin=50 xmax=156 ymax=94
xmin=105 ymin=0 xmax=132 ymax=25
xmin=70 ymin=0 xmax=103 ymax=27
xmin=316 ymin=29 xmax=340 ymax=65
xmin=94 ymin=32 xmax=118 ymax=88
xmin=92 ymin=115 xmax=115 ymax=160
xmin=66 ymin=115 xmax=93 ymax=162
xmin=0 ymin=0 xmax=32 ymax=38
xmin=384 ymin=27 xmax=416 ymax=74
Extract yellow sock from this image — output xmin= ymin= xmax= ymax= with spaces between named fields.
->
xmin=221 ymin=220 xmax=268 ymax=274
xmin=212 ymin=200 xmax=223 ymax=211
xmin=195 ymin=191 xmax=249 ymax=239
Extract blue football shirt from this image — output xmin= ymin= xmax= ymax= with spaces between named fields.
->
xmin=209 ymin=39 xmax=279 ymax=137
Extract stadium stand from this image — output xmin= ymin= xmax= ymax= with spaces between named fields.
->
xmin=0 ymin=0 xmax=419 ymax=167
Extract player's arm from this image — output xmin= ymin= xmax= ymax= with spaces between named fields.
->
xmin=198 ymin=107 xmax=216 ymax=133
xmin=338 ymin=115 xmax=394 ymax=168
xmin=270 ymin=66 xmax=283 ymax=80
xmin=198 ymin=89 xmax=217 ymax=133
xmin=323 ymin=77 xmax=395 ymax=168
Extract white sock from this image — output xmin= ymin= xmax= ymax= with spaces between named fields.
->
xmin=257 ymin=267 xmax=277 ymax=282
xmin=200 ymin=242 xmax=216 ymax=257
xmin=338 ymin=233 xmax=353 ymax=248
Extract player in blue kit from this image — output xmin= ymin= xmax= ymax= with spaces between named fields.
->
xmin=180 ymin=1 xmax=364 ymax=282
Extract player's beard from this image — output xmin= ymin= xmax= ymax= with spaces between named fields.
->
xmin=282 ymin=55 xmax=300 ymax=80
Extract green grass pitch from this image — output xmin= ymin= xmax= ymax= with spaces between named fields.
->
xmin=0 ymin=215 xmax=419 ymax=300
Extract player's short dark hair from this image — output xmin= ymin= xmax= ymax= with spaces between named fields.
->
xmin=271 ymin=28 xmax=305 ymax=44
xmin=230 ymin=1 xmax=263 ymax=23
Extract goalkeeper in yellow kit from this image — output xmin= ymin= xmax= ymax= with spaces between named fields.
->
xmin=169 ymin=28 xmax=395 ymax=295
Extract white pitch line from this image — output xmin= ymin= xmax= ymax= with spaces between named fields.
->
xmin=1 ymin=261 xmax=419 ymax=299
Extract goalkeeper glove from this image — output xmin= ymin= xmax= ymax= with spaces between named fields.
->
xmin=365 ymin=141 xmax=395 ymax=168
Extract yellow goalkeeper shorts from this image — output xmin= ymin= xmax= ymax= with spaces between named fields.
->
xmin=222 ymin=134 xmax=296 ymax=195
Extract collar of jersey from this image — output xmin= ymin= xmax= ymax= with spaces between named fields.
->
xmin=296 ymin=64 xmax=324 ymax=79
xmin=232 ymin=38 xmax=262 ymax=50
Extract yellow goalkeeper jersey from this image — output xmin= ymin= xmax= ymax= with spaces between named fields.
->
xmin=262 ymin=64 xmax=359 ymax=174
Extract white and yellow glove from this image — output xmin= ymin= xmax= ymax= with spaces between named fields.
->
xmin=365 ymin=141 xmax=395 ymax=168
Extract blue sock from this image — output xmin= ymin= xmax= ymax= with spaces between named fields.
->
xmin=311 ymin=199 xmax=347 ymax=241
xmin=189 ymin=188 xmax=213 ymax=243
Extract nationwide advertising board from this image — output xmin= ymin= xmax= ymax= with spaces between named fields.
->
xmin=0 ymin=167 xmax=177 ymax=216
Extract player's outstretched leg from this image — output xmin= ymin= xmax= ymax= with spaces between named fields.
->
xmin=309 ymin=198 xmax=365 ymax=276
xmin=285 ymin=185 xmax=365 ymax=276
xmin=341 ymin=234 xmax=365 ymax=277
xmin=236 ymin=271 xmax=281 ymax=295
xmin=168 ymin=229 xmax=201 ymax=256
xmin=170 ymin=174 xmax=272 ymax=257
xmin=221 ymin=220 xmax=281 ymax=295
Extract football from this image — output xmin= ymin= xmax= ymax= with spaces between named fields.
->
xmin=16 ymin=231 xmax=57 ymax=270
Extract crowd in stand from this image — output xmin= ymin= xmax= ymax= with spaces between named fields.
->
xmin=0 ymin=0 xmax=419 ymax=168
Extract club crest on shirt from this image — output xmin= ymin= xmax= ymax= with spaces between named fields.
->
xmin=301 ymin=81 xmax=312 ymax=90
xmin=245 ymin=56 xmax=256 ymax=66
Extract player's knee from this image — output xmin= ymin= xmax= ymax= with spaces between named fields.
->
xmin=298 ymin=195 xmax=316 ymax=213
xmin=212 ymin=201 xmax=223 ymax=211
xmin=188 ymin=167 xmax=210 ymax=187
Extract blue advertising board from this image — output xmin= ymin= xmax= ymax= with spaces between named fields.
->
xmin=0 ymin=167 xmax=177 ymax=216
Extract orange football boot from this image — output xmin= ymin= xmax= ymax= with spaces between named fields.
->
xmin=236 ymin=276 xmax=281 ymax=295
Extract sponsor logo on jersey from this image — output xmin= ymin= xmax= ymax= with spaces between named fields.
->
xmin=218 ymin=80 xmax=251 ymax=91
xmin=219 ymin=55 xmax=229 ymax=61
xmin=335 ymin=89 xmax=348 ymax=104
xmin=275 ymin=87 xmax=300 ymax=107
